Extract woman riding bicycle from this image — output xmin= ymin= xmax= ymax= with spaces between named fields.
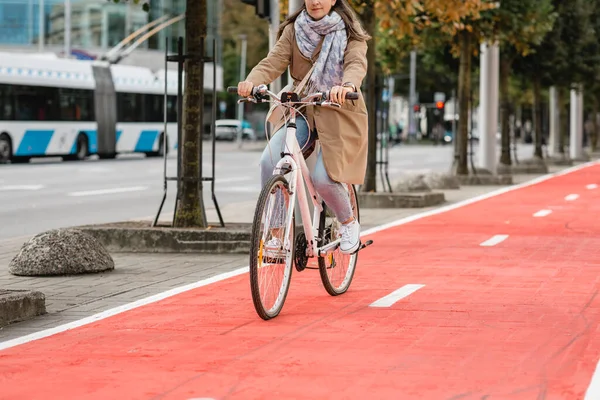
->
xmin=238 ymin=0 xmax=370 ymax=255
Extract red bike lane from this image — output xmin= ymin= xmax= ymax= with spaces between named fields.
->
xmin=1 ymin=162 xmax=600 ymax=400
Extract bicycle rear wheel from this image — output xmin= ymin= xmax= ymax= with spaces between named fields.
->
xmin=318 ymin=183 xmax=360 ymax=296
xmin=249 ymin=174 xmax=295 ymax=320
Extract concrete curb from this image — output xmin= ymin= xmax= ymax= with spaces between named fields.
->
xmin=455 ymin=174 xmax=514 ymax=186
xmin=75 ymin=221 xmax=252 ymax=254
xmin=0 ymin=289 xmax=46 ymax=328
xmin=357 ymin=191 xmax=446 ymax=208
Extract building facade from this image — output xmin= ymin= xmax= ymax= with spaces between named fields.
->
xmin=0 ymin=0 xmax=222 ymax=70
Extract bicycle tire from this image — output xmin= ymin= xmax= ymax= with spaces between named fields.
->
xmin=249 ymin=174 xmax=295 ymax=320
xmin=318 ymin=183 xmax=360 ymax=296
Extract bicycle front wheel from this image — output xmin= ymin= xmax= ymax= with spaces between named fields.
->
xmin=318 ymin=183 xmax=360 ymax=296
xmin=249 ymin=174 xmax=295 ymax=320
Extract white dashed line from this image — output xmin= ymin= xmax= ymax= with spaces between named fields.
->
xmin=369 ymin=284 xmax=425 ymax=307
xmin=67 ymin=186 xmax=148 ymax=197
xmin=0 ymin=185 xmax=44 ymax=191
xmin=565 ymin=194 xmax=579 ymax=201
xmin=480 ymin=235 xmax=509 ymax=247
xmin=587 ymin=184 xmax=598 ymax=190
xmin=533 ymin=209 xmax=552 ymax=217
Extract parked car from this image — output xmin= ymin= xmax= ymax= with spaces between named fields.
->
xmin=215 ymin=119 xmax=256 ymax=141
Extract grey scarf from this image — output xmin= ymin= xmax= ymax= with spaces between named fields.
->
xmin=294 ymin=10 xmax=347 ymax=94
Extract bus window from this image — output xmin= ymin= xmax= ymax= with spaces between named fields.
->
xmin=58 ymin=88 xmax=94 ymax=121
xmin=117 ymin=92 xmax=144 ymax=122
xmin=12 ymin=85 xmax=59 ymax=121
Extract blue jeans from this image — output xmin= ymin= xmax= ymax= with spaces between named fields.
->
xmin=260 ymin=117 xmax=353 ymax=224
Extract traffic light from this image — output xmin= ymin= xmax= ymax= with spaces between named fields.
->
xmin=413 ymin=104 xmax=420 ymax=112
xmin=435 ymin=101 xmax=444 ymax=109
xmin=239 ymin=0 xmax=271 ymax=21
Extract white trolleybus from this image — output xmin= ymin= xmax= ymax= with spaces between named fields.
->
xmin=0 ymin=52 xmax=220 ymax=164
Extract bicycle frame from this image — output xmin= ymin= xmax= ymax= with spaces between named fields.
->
xmin=272 ymin=106 xmax=343 ymax=259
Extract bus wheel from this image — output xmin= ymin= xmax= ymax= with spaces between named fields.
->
xmin=0 ymin=134 xmax=12 ymax=164
xmin=74 ymin=133 xmax=89 ymax=160
xmin=145 ymin=133 xmax=167 ymax=157
xmin=64 ymin=133 xmax=88 ymax=161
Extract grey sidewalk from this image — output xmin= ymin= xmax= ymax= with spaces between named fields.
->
xmin=0 ymin=166 xmax=571 ymax=342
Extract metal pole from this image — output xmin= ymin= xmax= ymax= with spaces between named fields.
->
xmin=64 ymin=0 xmax=71 ymax=58
xmin=29 ymin=0 xmax=34 ymax=45
xmin=407 ymin=49 xmax=417 ymax=140
xmin=38 ymin=0 xmax=45 ymax=51
xmin=548 ymin=86 xmax=559 ymax=157
xmin=570 ymin=86 xmax=584 ymax=159
xmin=237 ymin=34 xmax=247 ymax=148
xmin=478 ymin=41 xmax=499 ymax=173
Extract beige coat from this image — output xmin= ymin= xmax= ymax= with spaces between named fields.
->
xmin=245 ymin=23 xmax=369 ymax=185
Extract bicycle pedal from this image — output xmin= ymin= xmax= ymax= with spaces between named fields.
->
xmin=356 ymin=239 xmax=373 ymax=253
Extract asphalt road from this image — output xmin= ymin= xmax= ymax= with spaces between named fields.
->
xmin=0 ymin=140 xmax=534 ymax=240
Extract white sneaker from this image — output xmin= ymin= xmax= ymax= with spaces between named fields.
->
xmin=339 ymin=219 xmax=360 ymax=254
xmin=264 ymin=237 xmax=286 ymax=261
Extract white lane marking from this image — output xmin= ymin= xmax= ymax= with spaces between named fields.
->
xmin=480 ymin=234 xmax=509 ymax=247
xmin=565 ymin=194 xmax=579 ymax=201
xmin=370 ymin=284 xmax=425 ymax=307
xmin=67 ymin=186 xmax=148 ymax=197
xmin=533 ymin=209 xmax=552 ymax=217
xmin=587 ymin=184 xmax=598 ymax=190
xmin=0 ymin=185 xmax=44 ymax=191
xmin=0 ymin=159 xmax=598 ymax=351
xmin=586 ymin=361 xmax=600 ymax=399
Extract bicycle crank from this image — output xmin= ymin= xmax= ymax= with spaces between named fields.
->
xmin=354 ymin=239 xmax=374 ymax=254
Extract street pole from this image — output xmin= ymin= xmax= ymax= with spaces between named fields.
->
xmin=478 ymin=41 xmax=499 ymax=173
xmin=570 ymin=87 xmax=583 ymax=160
xmin=237 ymin=34 xmax=247 ymax=148
xmin=407 ymin=49 xmax=417 ymax=140
xmin=38 ymin=0 xmax=45 ymax=51
xmin=64 ymin=0 xmax=71 ymax=58
xmin=548 ymin=86 xmax=559 ymax=157
xmin=29 ymin=0 xmax=34 ymax=46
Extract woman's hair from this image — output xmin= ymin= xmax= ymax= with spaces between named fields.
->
xmin=277 ymin=0 xmax=371 ymax=42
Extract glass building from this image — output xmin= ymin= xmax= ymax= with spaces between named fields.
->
xmin=0 ymin=0 xmax=222 ymax=65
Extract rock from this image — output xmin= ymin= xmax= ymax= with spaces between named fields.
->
xmin=394 ymin=174 xmax=431 ymax=192
xmin=422 ymin=172 xmax=461 ymax=190
xmin=9 ymin=229 xmax=115 ymax=276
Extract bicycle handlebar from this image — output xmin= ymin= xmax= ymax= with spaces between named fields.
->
xmin=226 ymin=84 xmax=359 ymax=103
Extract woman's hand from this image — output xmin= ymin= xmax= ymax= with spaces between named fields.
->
xmin=329 ymin=85 xmax=353 ymax=105
xmin=238 ymin=81 xmax=254 ymax=97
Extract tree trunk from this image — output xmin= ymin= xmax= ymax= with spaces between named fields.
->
xmin=499 ymin=55 xmax=511 ymax=166
xmin=533 ymin=75 xmax=543 ymax=159
xmin=360 ymin=2 xmax=377 ymax=192
xmin=454 ymin=30 xmax=471 ymax=175
xmin=173 ymin=0 xmax=207 ymax=227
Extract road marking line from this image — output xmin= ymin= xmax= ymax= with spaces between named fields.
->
xmin=370 ymin=284 xmax=425 ymax=307
xmin=67 ymin=186 xmax=148 ymax=197
xmin=533 ymin=209 xmax=552 ymax=217
xmin=565 ymin=194 xmax=579 ymax=201
xmin=0 ymin=160 xmax=598 ymax=351
xmin=0 ymin=185 xmax=44 ymax=191
xmin=587 ymin=184 xmax=598 ymax=190
xmin=480 ymin=234 xmax=509 ymax=247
